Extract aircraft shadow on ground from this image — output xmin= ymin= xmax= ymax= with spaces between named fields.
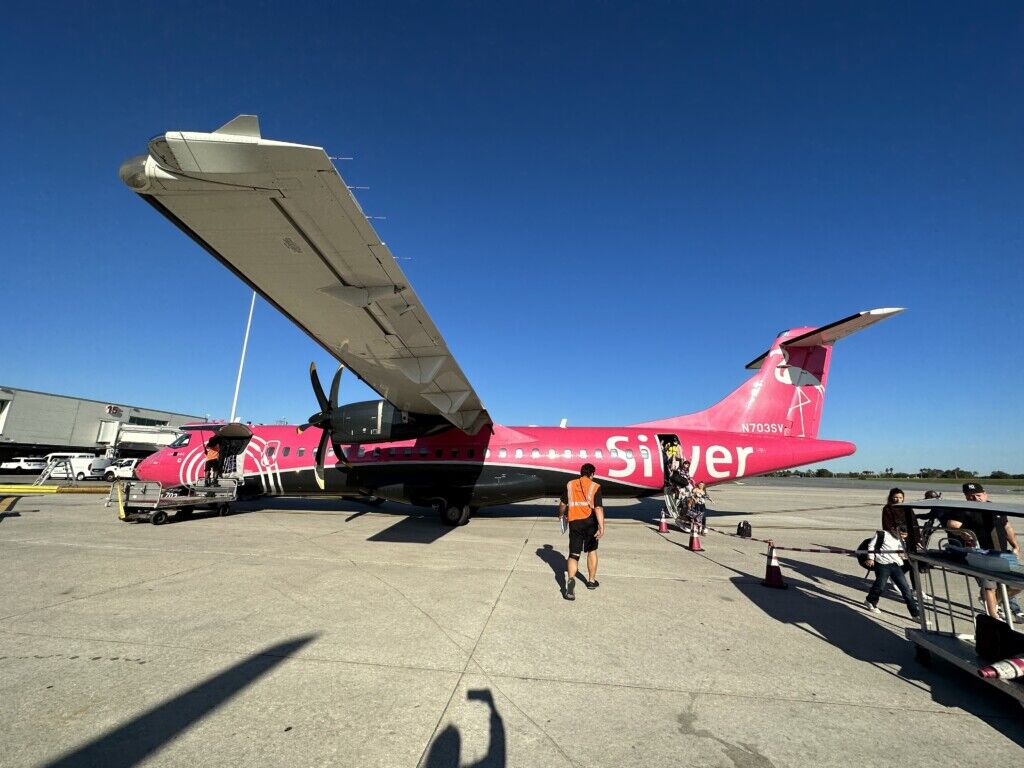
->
xmin=42 ymin=634 xmax=317 ymax=768
xmin=423 ymin=688 xmax=506 ymax=768
xmin=732 ymin=565 xmax=1024 ymax=747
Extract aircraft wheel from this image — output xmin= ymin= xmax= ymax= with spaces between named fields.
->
xmin=152 ymin=511 xmax=167 ymax=526
xmin=433 ymin=498 xmax=457 ymax=526
xmin=457 ymin=505 xmax=475 ymax=526
xmin=365 ymin=496 xmax=386 ymax=507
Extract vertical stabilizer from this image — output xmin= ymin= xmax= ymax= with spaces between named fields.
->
xmin=633 ymin=308 xmax=903 ymax=438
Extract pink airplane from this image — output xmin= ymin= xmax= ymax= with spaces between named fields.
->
xmin=121 ymin=116 xmax=902 ymax=525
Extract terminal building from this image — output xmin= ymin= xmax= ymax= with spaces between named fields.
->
xmin=0 ymin=385 xmax=205 ymax=461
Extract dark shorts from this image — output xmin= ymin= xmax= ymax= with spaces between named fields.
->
xmin=568 ymin=516 xmax=599 ymax=559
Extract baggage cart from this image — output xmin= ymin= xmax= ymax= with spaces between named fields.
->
xmin=895 ymin=499 xmax=1024 ymax=709
xmin=107 ymin=480 xmax=239 ymax=525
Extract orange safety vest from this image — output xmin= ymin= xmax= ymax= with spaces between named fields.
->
xmin=205 ymin=446 xmax=219 ymax=462
xmin=566 ymin=476 xmax=600 ymax=522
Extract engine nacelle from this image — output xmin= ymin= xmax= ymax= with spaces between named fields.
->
xmin=331 ymin=399 xmax=449 ymax=444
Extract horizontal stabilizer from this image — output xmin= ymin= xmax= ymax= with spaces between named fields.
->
xmin=745 ymin=307 xmax=904 ymax=369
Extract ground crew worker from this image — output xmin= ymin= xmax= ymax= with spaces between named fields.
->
xmin=557 ymin=463 xmax=605 ymax=601
xmin=204 ymin=440 xmax=221 ymax=487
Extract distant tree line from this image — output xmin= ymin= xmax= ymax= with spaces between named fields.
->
xmin=768 ymin=468 xmax=1024 ymax=480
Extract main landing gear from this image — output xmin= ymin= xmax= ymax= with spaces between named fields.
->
xmin=431 ymin=498 xmax=474 ymax=526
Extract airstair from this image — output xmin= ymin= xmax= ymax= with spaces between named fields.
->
xmin=33 ymin=459 xmax=75 ymax=486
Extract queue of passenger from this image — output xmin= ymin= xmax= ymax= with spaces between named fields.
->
xmin=866 ymin=483 xmax=1023 ymax=622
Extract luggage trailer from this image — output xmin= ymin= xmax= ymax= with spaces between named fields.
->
xmin=107 ymin=479 xmax=239 ymax=524
xmin=896 ymin=499 xmax=1024 ymax=709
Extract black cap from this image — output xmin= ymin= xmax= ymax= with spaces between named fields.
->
xmin=963 ymin=482 xmax=984 ymax=495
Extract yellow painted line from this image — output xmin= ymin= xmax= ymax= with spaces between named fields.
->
xmin=0 ymin=485 xmax=108 ymax=494
xmin=0 ymin=497 xmax=18 ymax=512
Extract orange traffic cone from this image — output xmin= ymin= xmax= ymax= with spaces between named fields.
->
xmin=762 ymin=541 xmax=787 ymax=589
xmin=687 ymin=526 xmax=704 ymax=552
xmin=658 ymin=508 xmax=669 ymax=533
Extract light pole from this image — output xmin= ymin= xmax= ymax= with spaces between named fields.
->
xmin=229 ymin=291 xmax=257 ymax=423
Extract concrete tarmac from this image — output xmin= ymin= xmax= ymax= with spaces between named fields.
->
xmin=1 ymin=483 xmax=1022 ymax=767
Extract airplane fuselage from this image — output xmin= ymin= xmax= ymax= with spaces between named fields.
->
xmin=138 ymin=422 xmax=854 ymax=509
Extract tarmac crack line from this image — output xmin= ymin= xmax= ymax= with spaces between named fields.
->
xmin=414 ymin=517 xmax=577 ymax=768
xmin=0 ymin=562 xmax=219 ymax=623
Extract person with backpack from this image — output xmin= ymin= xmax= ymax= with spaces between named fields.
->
xmin=557 ymin=463 xmax=605 ymax=601
xmin=863 ymin=525 xmax=920 ymax=618
xmin=879 ymin=487 xmax=928 ymax=597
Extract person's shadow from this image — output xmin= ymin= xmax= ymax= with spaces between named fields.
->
xmin=423 ymin=689 xmax=506 ymax=767
xmin=536 ymin=544 xmax=566 ymax=594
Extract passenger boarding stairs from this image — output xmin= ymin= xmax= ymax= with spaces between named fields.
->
xmin=33 ymin=459 xmax=75 ymax=486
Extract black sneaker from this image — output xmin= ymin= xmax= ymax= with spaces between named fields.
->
xmin=565 ymin=577 xmax=576 ymax=601
xmin=587 ymin=580 xmax=600 ymax=590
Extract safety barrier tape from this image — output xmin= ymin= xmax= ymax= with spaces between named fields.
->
xmin=702 ymin=525 xmax=906 ymax=556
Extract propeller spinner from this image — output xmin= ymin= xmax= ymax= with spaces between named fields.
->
xmin=297 ymin=362 xmax=349 ymax=489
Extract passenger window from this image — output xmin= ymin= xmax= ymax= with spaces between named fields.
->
xmin=640 ymin=447 xmax=649 ymax=459
xmin=499 ymin=447 xmax=507 ymax=458
xmin=610 ymin=448 xmax=618 ymax=458
xmin=404 ymin=447 xmax=413 ymax=457
xmin=548 ymin=449 xmax=556 ymax=460
xmin=267 ymin=446 xmax=276 ymax=458
xmin=467 ymin=449 xmax=475 ymax=459
xmin=451 ymin=449 xmax=459 ymax=458
xmin=282 ymin=447 xmax=291 ymax=457
xmin=419 ymin=446 xmax=429 ymax=457
xmin=579 ymin=449 xmax=588 ymax=459
xmin=373 ymin=448 xmax=381 ymax=458
xmin=563 ymin=449 xmax=572 ymax=459
xmin=515 ymin=448 xmax=524 ymax=459
xmin=531 ymin=449 xmax=540 ymax=459
xmin=626 ymin=449 xmax=634 ymax=459
xmin=357 ymin=447 xmax=366 ymax=458
xmin=298 ymin=448 xmax=306 ymax=457
xmin=594 ymin=449 xmax=603 ymax=459
xmin=389 ymin=448 xmax=397 ymax=457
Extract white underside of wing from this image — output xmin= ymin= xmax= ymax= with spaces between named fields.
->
xmin=121 ymin=116 xmax=490 ymax=434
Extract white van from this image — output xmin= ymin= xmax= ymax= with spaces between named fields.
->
xmin=42 ymin=453 xmax=98 ymax=480
xmin=0 ymin=457 xmax=47 ymax=473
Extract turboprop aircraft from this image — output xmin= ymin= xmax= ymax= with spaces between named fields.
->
xmin=121 ymin=116 xmax=902 ymax=525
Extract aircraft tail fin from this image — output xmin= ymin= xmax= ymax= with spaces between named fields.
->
xmin=634 ymin=308 xmax=903 ymax=438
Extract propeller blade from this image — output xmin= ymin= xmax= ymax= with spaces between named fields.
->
xmin=329 ymin=365 xmax=344 ymax=409
xmin=309 ymin=362 xmax=329 ymax=412
xmin=332 ymin=438 xmax=351 ymax=468
xmin=296 ymin=423 xmax=312 ymax=434
xmin=313 ymin=428 xmax=329 ymax=491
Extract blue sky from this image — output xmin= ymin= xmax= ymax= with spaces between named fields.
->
xmin=2 ymin=2 xmax=1021 ymax=473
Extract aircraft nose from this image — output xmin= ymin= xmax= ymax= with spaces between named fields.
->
xmin=135 ymin=454 xmax=158 ymax=481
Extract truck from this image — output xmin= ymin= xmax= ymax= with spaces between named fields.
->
xmin=103 ymin=458 xmax=140 ymax=482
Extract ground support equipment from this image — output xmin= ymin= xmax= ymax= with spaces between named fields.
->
xmin=107 ymin=480 xmax=239 ymax=525
xmin=906 ymin=551 xmax=1024 ymax=709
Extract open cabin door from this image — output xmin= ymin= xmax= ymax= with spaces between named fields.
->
xmin=212 ymin=423 xmax=254 ymax=478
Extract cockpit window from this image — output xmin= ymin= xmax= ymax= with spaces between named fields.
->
xmin=169 ymin=433 xmax=191 ymax=448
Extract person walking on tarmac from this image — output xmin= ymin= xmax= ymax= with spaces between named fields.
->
xmin=558 ymin=463 xmax=605 ymax=601
xmin=204 ymin=439 xmax=221 ymax=487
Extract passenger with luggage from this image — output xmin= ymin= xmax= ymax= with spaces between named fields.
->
xmin=863 ymin=525 xmax=921 ymax=619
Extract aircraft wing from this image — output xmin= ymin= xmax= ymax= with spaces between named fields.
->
xmin=120 ymin=115 xmax=490 ymax=434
